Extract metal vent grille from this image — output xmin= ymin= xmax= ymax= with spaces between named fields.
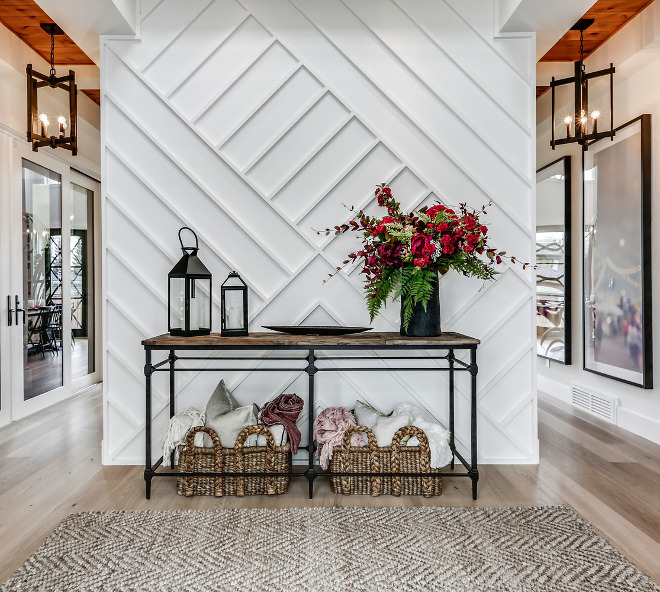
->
xmin=570 ymin=384 xmax=617 ymax=424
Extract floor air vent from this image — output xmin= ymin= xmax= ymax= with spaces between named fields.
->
xmin=570 ymin=384 xmax=617 ymax=424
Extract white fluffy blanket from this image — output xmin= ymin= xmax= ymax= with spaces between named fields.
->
xmin=159 ymin=408 xmax=205 ymax=468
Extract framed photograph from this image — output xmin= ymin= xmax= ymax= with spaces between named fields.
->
xmin=536 ymin=156 xmax=571 ymax=364
xmin=583 ymin=114 xmax=652 ymax=388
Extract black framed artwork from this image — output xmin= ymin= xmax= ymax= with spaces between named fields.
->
xmin=536 ymin=156 xmax=571 ymax=364
xmin=583 ymin=114 xmax=652 ymax=388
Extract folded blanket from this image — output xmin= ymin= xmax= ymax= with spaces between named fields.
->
xmin=313 ymin=406 xmax=365 ymax=470
xmin=160 ymin=408 xmax=205 ymax=468
xmin=393 ymin=403 xmax=452 ymax=469
xmin=259 ymin=394 xmax=304 ymax=454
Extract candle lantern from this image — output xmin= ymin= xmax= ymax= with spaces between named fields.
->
xmin=168 ymin=227 xmax=211 ymax=337
xmin=221 ymin=272 xmax=248 ymax=336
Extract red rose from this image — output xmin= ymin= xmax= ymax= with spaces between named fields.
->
xmin=427 ymin=204 xmax=445 ymax=219
xmin=437 ymin=222 xmax=449 ymax=232
xmin=411 ymin=234 xmax=432 ymax=257
xmin=414 ymin=257 xmax=429 ymax=267
xmin=375 ymin=216 xmax=395 ymax=234
xmin=480 ymin=225 xmax=488 ymax=235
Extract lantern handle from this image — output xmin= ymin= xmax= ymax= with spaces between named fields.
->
xmin=178 ymin=227 xmax=199 ymax=255
xmin=221 ymin=271 xmax=245 ymax=286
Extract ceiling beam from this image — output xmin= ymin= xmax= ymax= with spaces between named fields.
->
xmin=499 ymin=0 xmax=599 ymax=60
xmin=34 ymin=0 xmax=137 ymax=66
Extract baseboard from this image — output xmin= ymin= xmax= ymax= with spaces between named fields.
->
xmin=537 ymin=375 xmax=571 ymax=404
xmin=617 ymin=407 xmax=660 ymax=446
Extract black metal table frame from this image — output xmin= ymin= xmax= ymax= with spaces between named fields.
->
xmin=143 ymin=342 xmax=479 ymax=500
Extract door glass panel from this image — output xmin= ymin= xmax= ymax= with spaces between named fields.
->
xmin=22 ymin=159 xmax=63 ymax=400
xmin=71 ymin=183 xmax=94 ymax=379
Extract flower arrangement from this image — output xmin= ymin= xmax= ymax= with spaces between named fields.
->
xmin=324 ymin=184 xmax=525 ymax=330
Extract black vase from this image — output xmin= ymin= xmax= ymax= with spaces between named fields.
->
xmin=400 ymin=273 xmax=441 ymax=337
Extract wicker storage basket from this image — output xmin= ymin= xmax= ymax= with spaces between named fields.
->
xmin=329 ymin=425 xmax=442 ymax=497
xmin=177 ymin=424 xmax=291 ymax=496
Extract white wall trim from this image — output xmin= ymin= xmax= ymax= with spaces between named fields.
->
xmin=537 ymin=374 xmax=571 ymax=404
xmin=616 ymin=408 xmax=660 ymax=446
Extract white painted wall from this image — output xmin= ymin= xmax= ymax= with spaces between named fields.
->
xmin=102 ymin=0 xmax=538 ymax=465
xmin=537 ymin=2 xmax=660 ymax=445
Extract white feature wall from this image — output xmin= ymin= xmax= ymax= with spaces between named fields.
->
xmin=102 ymin=0 xmax=538 ymax=465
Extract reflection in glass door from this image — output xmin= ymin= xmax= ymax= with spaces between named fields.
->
xmin=22 ymin=160 xmax=63 ymax=400
xmin=71 ymin=183 xmax=95 ymax=380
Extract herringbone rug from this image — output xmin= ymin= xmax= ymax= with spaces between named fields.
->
xmin=2 ymin=506 xmax=657 ymax=591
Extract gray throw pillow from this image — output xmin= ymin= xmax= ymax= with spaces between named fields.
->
xmin=205 ymin=404 xmax=257 ymax=448
xmin=205 ymin=379 xmax=239 ymax=419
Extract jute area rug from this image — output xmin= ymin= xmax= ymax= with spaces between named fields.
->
xmin=2 ymin=506 xmax=658 ymax=592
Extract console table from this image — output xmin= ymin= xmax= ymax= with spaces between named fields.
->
xmin=142 ymin=331 xmax=480 ymax=500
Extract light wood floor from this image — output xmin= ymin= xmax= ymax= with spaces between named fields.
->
xmin=1 ymin=387 xmax=659 ymax=583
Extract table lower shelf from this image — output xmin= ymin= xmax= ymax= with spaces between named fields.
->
xmin=145 ymin=450 xmax=479 ymax=500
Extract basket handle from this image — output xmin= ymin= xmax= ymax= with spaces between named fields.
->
xmin=340 ymin=426 xmax=380 ymax=496
xmin=182 ymin=426 xmax=223 ymax=497
xmin=234 ymin=425 xmax=276 ymax=496
xmin=391 ymin=426 xmax=432 ymax=498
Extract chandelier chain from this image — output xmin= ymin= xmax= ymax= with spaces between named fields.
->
xmin=50 ymin=33 xmax=56 ymax=78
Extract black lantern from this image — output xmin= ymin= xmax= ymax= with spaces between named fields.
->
xmin=168 ymin=227 xmax=212 ymax=337
xmin=550 ymin=19 xmax=615 ymax=151
xmin=26 ymin=24 xmax=78 ymax=155
xmin=221 ymin=272 xmax=248 ymax=336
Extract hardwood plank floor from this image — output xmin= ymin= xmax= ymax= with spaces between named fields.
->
xmin=1 ymin=387 xmax=659 ymax=584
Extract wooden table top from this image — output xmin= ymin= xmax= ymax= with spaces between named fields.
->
xmin=142 ymin=331 xmax=480 ymax=348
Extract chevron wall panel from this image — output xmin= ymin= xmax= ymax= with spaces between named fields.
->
xmin=102 ymin=0 xmax=538 ymax=465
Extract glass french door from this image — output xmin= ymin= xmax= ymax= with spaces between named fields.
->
xmin=1 ymin=142 xmax=100 ymax=424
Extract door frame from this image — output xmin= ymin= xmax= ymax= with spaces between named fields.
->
xmin=0 ymin=140 xmax=101 ymax=425
xmin=70 ymin=169 xmax=102 ymax=394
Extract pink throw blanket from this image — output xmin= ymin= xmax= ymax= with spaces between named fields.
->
xmin=259 ymin=394 xmax=304 ymax=454
xmin=313 ymin=407 xmax=365 ymax=469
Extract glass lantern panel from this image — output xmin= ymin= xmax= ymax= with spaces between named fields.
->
xmin=169 ymin=277 xmax=185 ymax=331
xmin=191 ymin=277 xmax=211 ymax=331
xmin=224 ymin=288 xmax=245 ymax=330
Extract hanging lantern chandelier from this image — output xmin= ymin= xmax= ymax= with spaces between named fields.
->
xmin=26 ymin=23 xmax=78 ymax=155
xmin=550 ymin=19 xmax=615 ymax=151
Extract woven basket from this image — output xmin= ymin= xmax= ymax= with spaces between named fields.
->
xmin=177 ymin=425 xmax=291 ymax=496
xmin=329 ymin=425 xmax=442 ymax=497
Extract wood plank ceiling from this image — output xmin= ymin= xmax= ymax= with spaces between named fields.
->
xmin=537 ymin=0 xmax=656 ymax=98
xmin=0 ymin=0 xmax=99 ymax=104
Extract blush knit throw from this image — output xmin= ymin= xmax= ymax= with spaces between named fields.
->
xmin=259 ymin=394 xmax=304 ymax=453
xmin=313 ymin=406 xmax=365 ymax=469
